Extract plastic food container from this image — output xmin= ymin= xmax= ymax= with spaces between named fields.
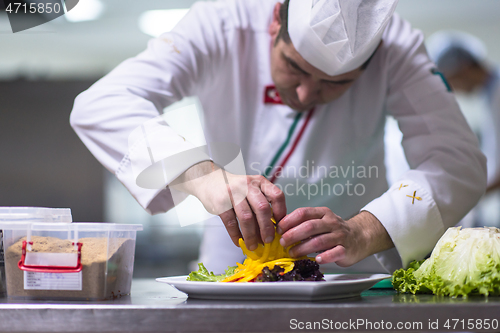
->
xmin=0 ymin=207 xmax=72 ymax=295
xmin=0 ymin=207 xmax=72 ymax=223
xmin=0 ymin=221 xmax=143 ymax=300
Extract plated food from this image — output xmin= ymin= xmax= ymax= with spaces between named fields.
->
xmin=160 ymin=217 xmax=391 ymax=300
xmin=188 ymin=218 xmax=324 ymax=283
xmin=158 ymin=273 xmax=391 ymax=301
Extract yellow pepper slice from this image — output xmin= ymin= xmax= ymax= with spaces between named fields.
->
xmin=221 ymin=216 xmax=311 ymax=282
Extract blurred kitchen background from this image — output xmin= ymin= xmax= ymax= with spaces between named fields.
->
xmin=1 ymin=0 xmax=500 ymax=277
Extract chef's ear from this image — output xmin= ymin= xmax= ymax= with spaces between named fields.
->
xmin=268 ymin=2 xmax=282 ymax=39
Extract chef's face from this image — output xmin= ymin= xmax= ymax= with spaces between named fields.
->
xmin=268 ymin=4 xmax=365 ymax=112
xmin=446 ymin=74 xmax=476 ymax=94
xmin=445 ymin=66 xmax=483 ymax=94
xmin=270 ymin=40 xmax=364 ymax=111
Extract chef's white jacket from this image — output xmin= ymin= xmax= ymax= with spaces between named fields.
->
xmin=70 ymin=0 xmax=487 ymax=273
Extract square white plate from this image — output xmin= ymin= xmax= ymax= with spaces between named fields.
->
xmin=156 ymin=274 xmax=391 ymax=301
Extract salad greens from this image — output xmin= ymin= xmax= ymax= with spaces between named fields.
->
xmin=393 ymin=227 xmax=500 ymax=297
xmin=187 ymin=263 xmax=237 ymax=282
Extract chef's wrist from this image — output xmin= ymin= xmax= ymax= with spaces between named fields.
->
xmin=349 ymin=211 xmax=394 ymax=258
xmin=170 ymin=160 xmax=216 ymax=197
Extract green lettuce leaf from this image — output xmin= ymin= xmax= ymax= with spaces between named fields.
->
xmin=186 ymin=263 xmax=237 ymax=282
xmin=392 ymin=227 xmax=500 ymax=297
xmin=392 ymin=260 xmax=430 ymax=294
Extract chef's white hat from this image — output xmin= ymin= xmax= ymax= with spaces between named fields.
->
xmin=288 ymin=0 xmax=399 ymax=76
xmin=426 ymin=31 xmax=487 ymax=76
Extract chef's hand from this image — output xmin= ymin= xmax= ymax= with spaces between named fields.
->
xmin=170 ymin=161 xmax=286 ymax=251
xmin=277 ymin=208 xmax=394 ymax=266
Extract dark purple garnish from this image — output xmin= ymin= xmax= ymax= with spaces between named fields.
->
xmin=256 ymin=259 xmax=324 ymax=282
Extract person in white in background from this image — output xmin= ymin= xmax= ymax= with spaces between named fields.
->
xmin=426 ymin=31 xmax=500 ymax=228
xmin=70 ymin=0 xmax=486 ymax=274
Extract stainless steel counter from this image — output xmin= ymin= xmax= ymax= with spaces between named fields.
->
xmin=0 ymin=279 xmax=499 ymax=332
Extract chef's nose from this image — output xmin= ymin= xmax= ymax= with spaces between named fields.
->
xmin=296 ymin=77 xmax=320 ymax=106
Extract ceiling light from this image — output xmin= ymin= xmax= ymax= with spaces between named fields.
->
xmin=138 ymin=9 xmax=189 ymax=37
xmin=65 ymin=0 xmax=104 ymax=22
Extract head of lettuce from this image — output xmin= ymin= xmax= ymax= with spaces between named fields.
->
xmin=393 ymin=227 xmax=500 ymax=297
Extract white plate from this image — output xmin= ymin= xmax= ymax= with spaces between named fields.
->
xmin=156 ymin=274 xmax=391 ymax=301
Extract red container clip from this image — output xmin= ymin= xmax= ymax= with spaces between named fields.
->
xmin=18 ymin=240 xmax=83 ymax=273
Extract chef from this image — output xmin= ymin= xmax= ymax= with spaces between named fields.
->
xmin=427 ymin=31 xmax=500 ymax=197
xmin=70 ymin=0 xmax=486 ymax=274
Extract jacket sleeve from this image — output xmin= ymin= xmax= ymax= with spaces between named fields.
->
xmin=362 ymin=15 xmax=487 ymax=268
xmin=70 ymin=2 xmax=228 ymax=214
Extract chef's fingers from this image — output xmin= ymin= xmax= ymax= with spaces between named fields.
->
xmin=277 ymin=207 xmax=326 ymax=234
xmin=287 ymin=232 xmax=342 ymax=258
xmin=219 ymin=209 xmax=242 ymax=247
xmin=316 ymin=246 xmax=347 ymax=265
xmin=279 ymin=218 xmax=331 ymax=248
xmin=233 ymin=198 xmax=261 ymax=251
xmin=259 ymin=177 xmax=286 ymax=222
xmin=246 ymin=180 xmax=275 ymax=244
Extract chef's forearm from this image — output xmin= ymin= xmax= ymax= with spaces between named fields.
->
xmin=349 ymin=211 xmax=394 ymax=258
xmin=170 ymin=161 xmax=216 ymax=196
